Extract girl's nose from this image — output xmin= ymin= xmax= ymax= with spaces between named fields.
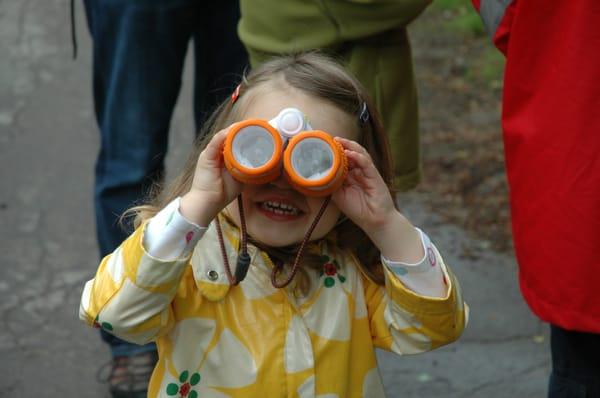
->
xmin=270 ymin=174 xmax=292 ymax=190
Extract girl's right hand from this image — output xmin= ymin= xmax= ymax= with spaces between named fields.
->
xmin=180 ymin=127 xmax=243 ymax=226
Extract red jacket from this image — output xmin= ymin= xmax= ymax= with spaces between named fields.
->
xmin=473 ymin=0 xmax=600 ymax=333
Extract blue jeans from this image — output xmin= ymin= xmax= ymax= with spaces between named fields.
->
xmin=548 ymin=324 xmax=600 ymax=398
xmin=83 ymin=0 xmax=247 ymax=356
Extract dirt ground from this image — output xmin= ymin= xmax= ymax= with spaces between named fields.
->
xmin=409 ymin=4 xmax=512 ymax=253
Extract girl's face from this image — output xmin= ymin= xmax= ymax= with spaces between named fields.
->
xmin=225 ymin=84 xmax=360 ymax=247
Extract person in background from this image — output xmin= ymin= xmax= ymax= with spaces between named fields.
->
xmin=82 ymin=1 xmax=247 ymax=396
xmin=472 ymin=1 xmax=600 ymax=396
xmin=238 ymin=0 xmax=431 ymax=191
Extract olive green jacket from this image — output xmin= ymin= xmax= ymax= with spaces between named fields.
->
xmin=239 ymin=0 xmax=430 ymax=189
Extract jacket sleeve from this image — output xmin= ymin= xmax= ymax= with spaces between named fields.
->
xmin=332 ymin=0 xmax=431 ymax=30
xmin=239 ymin=0 xmax=430 ymax=59
xmin=78 ymin=222 xmax=196 ymax=345
xmin=364 ymin=243 xmax=468 ymax=354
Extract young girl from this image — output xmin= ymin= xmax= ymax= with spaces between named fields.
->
xmin=80 ymin=53 xmax=467 ymax=398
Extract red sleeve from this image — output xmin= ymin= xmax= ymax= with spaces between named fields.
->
xmin=492 ymin=1 xmax=517 ymax=55
xmin=471 ymin=0 xmax=517 ymax=56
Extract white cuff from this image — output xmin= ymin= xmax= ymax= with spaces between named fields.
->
xmin=381 ymin=228 xmax=448 ymax=298
xmin=143 ymin=197 xmax=208 ymax=260
xmin=382 ymin=228 xmax=434 ymax=273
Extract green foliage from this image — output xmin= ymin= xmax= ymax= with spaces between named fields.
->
xmin=432 ymin=0 xmax=468 ymax=10
xmin=466 ymin=47 xmax=505 ymax=87
xmin=432 ymin=0 xmax=486 ymax=37
xmin=425 ymin=0 xmax=502 ymax=85
xmin=449 ymin=11 xmax=485 ymax=36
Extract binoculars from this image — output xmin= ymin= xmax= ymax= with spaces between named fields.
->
xmin=223 ymin=108 xmax=348 ymax=197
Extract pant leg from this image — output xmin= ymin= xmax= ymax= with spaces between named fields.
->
xmin=83 ymin=0 xmax=196 ymax=354
xmin=192 ymin=1 xmax=248 ymax=134
xmin=548 ymin=324 xmax=600 ymax=398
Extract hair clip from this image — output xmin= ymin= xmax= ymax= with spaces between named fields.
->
xmin=231 ymin=84 xmax=241 ymax=104
xmin=359 ymin=102 xmax=370 ymax=125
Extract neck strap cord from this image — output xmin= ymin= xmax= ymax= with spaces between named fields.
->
xmin=271 ymin=196 xmax=330 ymax=288
xmin=216 ymin=195 xmax=331 ymax=288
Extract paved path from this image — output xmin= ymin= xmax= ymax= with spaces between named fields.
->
xmin=0 ymin=1 xmax=550 ymax=397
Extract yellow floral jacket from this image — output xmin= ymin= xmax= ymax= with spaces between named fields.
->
xmin=80 ymin=215 xmax=467 ymax=398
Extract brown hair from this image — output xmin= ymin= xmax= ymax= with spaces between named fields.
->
xmin=129 ymin=52 xmax=394 ymax=289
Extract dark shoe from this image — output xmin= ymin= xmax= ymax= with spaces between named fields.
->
xmin=98 ymin=350 xmax=158 ymax=398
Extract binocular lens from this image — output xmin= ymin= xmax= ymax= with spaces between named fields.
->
xmin=232 ymin=125 xmax=275 ymax=169
xmin=224 ymin=115 xmax=347 ymax=195
xmin=290 ymin=138 xmax=334 ymax=181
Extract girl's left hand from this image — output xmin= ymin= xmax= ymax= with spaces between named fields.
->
xmin=331 ymin=137 xmax=396 ymax=235
xmin=332 ymin=137 xmax=423 ymax=263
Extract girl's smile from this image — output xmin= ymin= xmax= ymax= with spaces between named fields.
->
xmin=225 ymin=83 xmax=360 ymax=247
xmin=232 ymin=177 xmax=336 ymax=247
xmin=255 ymin=195 xmax=306 ymax=220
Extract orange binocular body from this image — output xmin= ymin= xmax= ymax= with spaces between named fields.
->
xmin=223 ymin=108 xmax=347 ymax=197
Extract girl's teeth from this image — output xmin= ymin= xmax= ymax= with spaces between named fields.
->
xmin=262 ymin=201 xmax=300 ymax=215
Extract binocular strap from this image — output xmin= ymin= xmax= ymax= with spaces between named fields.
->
xmin=215 ymin=195 xmax=332 ymax=289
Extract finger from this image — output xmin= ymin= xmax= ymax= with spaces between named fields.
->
xmin=343 ymin=169 xmax=360 ymax=186
xmin=344 ymin=149 xmax=380 ymax=181
xmin=335 ymin=137 xmax=379 ymax=178
xmin=206 ymin=128 xmax=229 ymax=152
xmin=335 ymin=136 xmax=371 ymax=158
xmin=349 ymin=167 xmax=374 ymax=188
xmin=222 ymin=167 xmax=243 ymax=196
xmin=202 ymin=128 xmax=229 ymax=160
